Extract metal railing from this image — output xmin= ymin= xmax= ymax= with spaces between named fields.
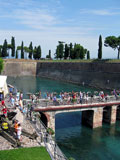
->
xmin=23 ymin=95 xmax=120 ymax=108
xmin=26 ymin=112 xmax=68 ymax=160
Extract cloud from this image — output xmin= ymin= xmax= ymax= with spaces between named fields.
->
xmin=14 ymin=9 xmax=57 ymax=29
xmin=79 ymin=9 xmax=120 ymax=16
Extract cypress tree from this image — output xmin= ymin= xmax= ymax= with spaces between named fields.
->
xmin=69 ymin=43 xmax=73 ymax=59
xmin=28 ymin=42 xmax=33 ymax=59
xmin=64 ymin=44 xmax=69 ymax=59
xmin=48 ymin=50 xmax=51 ymax=59
xmin=55 ymin=46 xmax=59 ymax=59
xmin=98 ymin=35 xmax=102 ymax=59
xmin=33 ymin=46 xmax=37 ymax=59
xmin=59 ymin=43 xmax=64 ymax=60
xmin=21 ymin=41 xmax=24 ymax=59
xmin=2 ymin=39 xmax=8 ymax=57
xmin=37 ymin=45 xmax=41 ymax=59
xmin=16 ymin=50 xmax=18 ymax=59
xmin=87 ymin=51 xmax=90 ymax=59
xmin=11 ymin=37 xmax=15 ymax=57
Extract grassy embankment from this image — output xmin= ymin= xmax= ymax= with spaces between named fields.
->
xmin=0 ymin=147 xmax=51 ymax=160
xmin=4 ymin=58 xmax=120 ymax=63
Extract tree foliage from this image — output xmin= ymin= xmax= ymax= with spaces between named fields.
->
xmin=29 ymin=42 xmax=33 ymax=59
xmin=64 ymin=44 xmax=69 ymax=59
xmin=21 ymin=41 xmax=24 ymax=59
xmin=16 ymin=50 xmax=18 ymax=59
xmin=46 ymin=50 xmax=52 ymax=59
xmin=59 ymin=42 xmax=64 ymax=59
xmin=0 ymin=58 xmax=4 ymax=74
xmin=33 ymin=45 xmax=41 ymax=59
xmin=11 ymin=37 xmax=15 ymax=57
xmin=98 ymin=35 xmax=102 ymax=59
xmin=104 ymin=36 xmax=120 ymax=59
xmin=55 ymin=42 xmax=88 ymax=60
xmin=2 ymin=39 xmax=8 ymax=57
xmin=55 ymin=42 xmax=64 ymax=59
xmin=0 ymin=45 xmax=2 ymax=57
xmin=87 ymin=51 xmax=90 ymax=59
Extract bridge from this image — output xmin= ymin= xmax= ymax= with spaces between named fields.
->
xmin=24 ymin=96 xmax=120 ymax=132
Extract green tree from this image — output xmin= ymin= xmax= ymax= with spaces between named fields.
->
xmin=64 ymin=44 xmax=69 ymax=59
xmin=33 ymin=46 xmax=37 ymax=59
xmin=55 ymin=46 xmax=60 ymax=59
xmin=16 ymin=50 xmax=18 ymax=59
xmin=2 ymin=39 xmax=8 ymax=57
xmin=0 ymin=45 xmax=2 ymax=57
xmin=11 ymin=37 xmax=15 ymax=57
xmin=48 ymin=50 xmax=51 ymax=59
xmin=0 ymin=58 xmax=4 ymax=74
xmin=59 ymin=42 xmax=64 ymax=59
xmin=74 ymin=44 xmax=81 ymax=59
xmin=46 ymin=50 xmax=52 ymax=59
xmin=98 ymin=35 xmax=102 ymax=59
xmin=104 ymin=36 xmax=120 ymax=59
xmin=21 ymin=41 xmax=24 ymax=59
xmin=28 ymin=42 xmax=33 ymax=59
xmin=37 ymin=45 xmax=41 ymax=59
xmin=73 ymin=44 xmax=87 ymax=59
xmin=87 ymin=51 xmax=90 ymax=59
xmin=17 ymin=46 xmax=21 ymax=50
xmin=80 ymin=47 xmax=87 ymax=59
xmin=24 ymin=46 xmax=30 ymax=59
xmin=69 ymin=43 xmax=73 ymax=59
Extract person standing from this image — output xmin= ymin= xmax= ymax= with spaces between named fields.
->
xmin=17 ymin=123 xmax=22 ymax=141
xmin=2 ymin=106 xmax=8 ymax=118
xmin=14 ymin=120 xmax=19 ymax=137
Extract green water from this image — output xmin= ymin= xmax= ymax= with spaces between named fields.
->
xmin=7 ymin=76 xmax=97 ymax=98
xmin=7 ymin=76 xmax=120 ymax=160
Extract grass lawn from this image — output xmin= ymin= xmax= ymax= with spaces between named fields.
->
xmin=0 ymin=147 xmax=51 ymax=160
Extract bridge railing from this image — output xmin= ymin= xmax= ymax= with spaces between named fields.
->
xmin=25 ymin=110 xmax=68 ymax=160
xmin=23 ymin=95 xmax=120 ymax=108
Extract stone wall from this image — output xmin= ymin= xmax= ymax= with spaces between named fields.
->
xmin=3 ymin=60 xmax=37 ymax=76
xmin=2 ymin=60 xmax=120 ymax=89
xmin=36 ymin=62 xmax=120 ymax=89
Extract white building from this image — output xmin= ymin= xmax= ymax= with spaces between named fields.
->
xmin=0 ymin=75 xmax=8 ymax=99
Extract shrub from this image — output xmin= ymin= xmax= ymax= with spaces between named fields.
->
xmin=47 ymin=127 xmax=55 ymax=135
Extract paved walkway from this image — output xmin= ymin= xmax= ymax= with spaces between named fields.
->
xmin=0 ymin=97 xmax=43 ymax=150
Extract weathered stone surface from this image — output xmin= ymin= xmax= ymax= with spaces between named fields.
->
xmin=103 ymin=105 xmax=117 ymax=124
xmin=0 ymin=117 xmax=42 ymax=150
xmin=93 ymin=108 xmax=103 ymax=128
xmin=2 ymin=60 xmax=120 ymax=89
xmin=111 ymin=105 xmax=117 ymax=124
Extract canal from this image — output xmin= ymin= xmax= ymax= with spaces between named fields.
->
xmin=7 ymin=76 xmax=120 ymax=160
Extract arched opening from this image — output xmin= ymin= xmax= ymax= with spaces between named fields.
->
xmin=39 ymin=112 xmax=48 ymax=127
xmin=116 ymin=105 xmax=120 ymax=120
xmin=82 ymin=110 xmax=94 ymax=128
xmin=103 ymin=106 xmax=112 ymax=123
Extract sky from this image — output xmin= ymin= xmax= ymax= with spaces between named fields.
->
xmin=0 ymin=0 xmax=120 ymax=59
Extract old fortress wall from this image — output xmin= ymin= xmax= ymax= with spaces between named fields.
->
xmin=2 ymin=59 xmax=120 ymax=89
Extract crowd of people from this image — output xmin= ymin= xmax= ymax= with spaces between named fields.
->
xmin=0 ymin=89 xmax=23 ymax=141
xmin=0 ymin=87 xmax=120 ymax=142
xmin=28 ymin=89 xmax=120 ymax=106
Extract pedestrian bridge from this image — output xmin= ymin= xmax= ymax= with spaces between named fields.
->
xmin=32 ymin=97 xmax=120 ymax=132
